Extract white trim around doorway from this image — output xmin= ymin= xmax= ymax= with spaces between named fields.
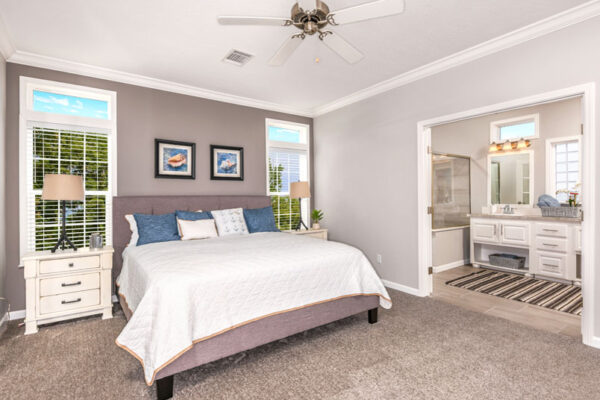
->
xmin=417 ymin=83 xmax=596 ymax=348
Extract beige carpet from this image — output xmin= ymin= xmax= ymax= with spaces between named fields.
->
xmin=1 ymin=289 xmax=600 ymax=400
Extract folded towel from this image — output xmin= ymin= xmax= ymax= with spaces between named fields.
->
xmin=537 ymin=194 xmax=560 ymax=208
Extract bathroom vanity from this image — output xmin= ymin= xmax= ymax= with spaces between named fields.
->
xmin=470 ymin=214 xmax=581 ymax=283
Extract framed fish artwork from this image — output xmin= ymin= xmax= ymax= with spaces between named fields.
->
xmin=155 ymin=139 xmax=196 ymax=179
xmin=210 ymin=145 xmax=244 ymax=181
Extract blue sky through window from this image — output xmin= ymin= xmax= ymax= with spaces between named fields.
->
xmin=33 ymin=90 xmax=109 ymax=119
xmin=499 ymin=121 xmax=535 ymax=141
xmin=268 ymin=126 xmax=301 ymax=143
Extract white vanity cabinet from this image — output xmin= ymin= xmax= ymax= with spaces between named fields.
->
xmin=470 ymin=216 xmax=580 ymax=283
xmin=471 ymin=220 xmax=529 ymax=247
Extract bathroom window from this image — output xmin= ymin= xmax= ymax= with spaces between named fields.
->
xmin=546 ymin=136 xmax=581 ymax=203
xmin=490 ymin=114 xmax=539 ymax=143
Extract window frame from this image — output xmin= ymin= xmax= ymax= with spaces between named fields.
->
xmin=265 ymin=118 xmax=311 ymax=229
xmin=19 ymin=77 xmax=117 ymax=259
xmin=490 ymin=113 xmax=539 ymax=143
xmin=545 ymin=135 xmax=582 ymax=203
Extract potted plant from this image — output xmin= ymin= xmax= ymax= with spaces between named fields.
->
xmin=311 ymin=209 xmax=324 ymax=230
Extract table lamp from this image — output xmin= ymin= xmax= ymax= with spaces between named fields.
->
xmin=42 ymin=174 xmax=84 ymax=252
xmin=290 ymin=181 xmax=310 ymax=231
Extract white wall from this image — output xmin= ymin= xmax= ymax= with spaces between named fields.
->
xmin=314 ymin=17 xmax=600 ymax=334
xmin=0 ymin=55 xmax=5 ymax=298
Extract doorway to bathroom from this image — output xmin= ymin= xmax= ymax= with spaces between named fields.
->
xmin=417 ymin=85 xmax=595 ymax=345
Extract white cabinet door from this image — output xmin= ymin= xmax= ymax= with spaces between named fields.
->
xmin=501 ymin=222 xmax=530 ymax=246
xmin=472 ymin=221 xmax=499 ymax=244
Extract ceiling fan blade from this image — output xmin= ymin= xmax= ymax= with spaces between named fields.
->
xmin=269 ymin=35 xmax=304 ymax=66
xmin=327 ymin=0 xmax=405 ymax=25
xmin=320 ymin=32 xmax=364 ymax=64
xmin=297 ymin=0 xmax=317 ymax=11
xmin=218 ymin=16 xmax=291 ymax=26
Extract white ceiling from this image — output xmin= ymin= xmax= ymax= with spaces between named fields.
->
xmin=0 ymin=0 xmax=590 ymax=113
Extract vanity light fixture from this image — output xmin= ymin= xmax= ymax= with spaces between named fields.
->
xmin=489 ymin=138 xmax=532 ymax=153
xmin=517 ymin=138 xmax=530 ymax=149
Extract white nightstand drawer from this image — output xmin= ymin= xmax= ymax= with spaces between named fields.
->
xmin=535 ymin=237 xmax=568 ymax=253
xmin=40 ymin=255 xmax=100 ymax=275
xmin=535 ymin=223 xmax=568 ymax=238
xmin=39 ymin=272 xmax=100 ymax=297
xmin=39 ymin=289 xmax=100 ymax=315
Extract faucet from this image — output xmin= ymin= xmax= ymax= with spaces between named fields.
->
xmin=503 ymin=205 xmax=514 ymax=214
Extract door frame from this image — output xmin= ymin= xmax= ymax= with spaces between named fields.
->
xmin=417 ymin=83 xmax=597 ymax=348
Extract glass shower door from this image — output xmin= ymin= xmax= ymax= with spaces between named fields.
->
xmin=432 ymin=153 xmax=471 ymax=229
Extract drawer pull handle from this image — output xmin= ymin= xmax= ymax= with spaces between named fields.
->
xmin=68 ymin=262 xmax=74 ymax=267
xmin=542 ymin=263 xmax=558 ymax=268
xmin=543 ymin=229 xmax=558 ymax=232
xmin=542 ymin=243 xmax=558 ymax=247
xmin=61 ymin=281 xmax=82 ymax=287
xmin=61 ymin=298 xmax=81 ymax=304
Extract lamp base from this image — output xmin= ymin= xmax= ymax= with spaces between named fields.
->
xmin=294 ymin=219 xmax=308 ymax=231
xmin=51 ymin=200 xmax=78 ymax=253
xmin=51 ymin=233 xmax=77 ymax=253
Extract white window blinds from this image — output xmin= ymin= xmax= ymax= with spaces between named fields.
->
xmin=268 ymin=147 xmax=308 ymax=230
xmin=26 ymin=122 xmax=112 ymax=251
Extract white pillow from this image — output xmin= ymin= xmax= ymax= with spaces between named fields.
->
xmin=177 ymin=218 xmax=218 ymax=241
xmin=211 ymin=208 xmax=249 ymax=236
xmin=125 ymin=214 xmax=138 ymax=247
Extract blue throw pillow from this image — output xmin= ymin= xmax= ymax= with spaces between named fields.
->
xmin=243 ymin=206 xmax=279 ymax=233
xmin=175 ymin=210 xmax=213 ymax=221
xmin=134 ymin=213 xmax=180 ymax=246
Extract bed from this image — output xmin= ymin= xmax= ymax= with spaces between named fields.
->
xmin=112 ymin=195 xmax=391 ymax=400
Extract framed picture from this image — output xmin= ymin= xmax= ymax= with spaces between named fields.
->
xmin=210 ymin=145 xmax=244 ymax=181
xmin=155 ymin=139 xmax=195 ymax=179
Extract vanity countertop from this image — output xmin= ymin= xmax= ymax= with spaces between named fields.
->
xmin=469 ymin=213 xmax=582 ymax=223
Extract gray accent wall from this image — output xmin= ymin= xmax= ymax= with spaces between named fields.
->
xmin=314 ymin=17 xmax=600 ymax=334
xmin=0 ymin=56 xmax=5 ymax=300
xmin=4 ymin=63 xmax=312 ymax=311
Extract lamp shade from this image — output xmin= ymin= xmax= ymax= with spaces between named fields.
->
xmin=42 ymin=174 xmax=84 ymax=201
xmin=290 ymin=181 xmax=310 ymax=199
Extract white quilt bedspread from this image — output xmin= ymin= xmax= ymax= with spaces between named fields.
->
xmin=116 ymin=232 xmax=391 ymax=385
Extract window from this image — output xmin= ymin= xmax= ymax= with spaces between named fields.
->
xmin=20 ymin=77 xmax=116 ymax=255
xmin=547 ymin=136 xmax=581 ymax=203
xmin=490 ymin=114 xmax=539 ymax=143
xmin=266 ymin=119 xmax=310 ymax=230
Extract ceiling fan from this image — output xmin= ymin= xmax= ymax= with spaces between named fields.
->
xmin=218 ymin=0 xmax=405 ymax=66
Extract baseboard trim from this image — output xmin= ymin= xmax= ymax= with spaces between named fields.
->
xmin=583 ymin=335 xmax=600 ymax=349
xmin=8 ymin=309 xmax=26 ymax=321
xmin=433 ymin=259 xmax=470 ymax=273
xmin=381 ymin=280 xmax=424 ymax=297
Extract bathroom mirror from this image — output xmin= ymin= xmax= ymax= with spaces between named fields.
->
xmin=488 ymin=151 xmax=533 ymax=206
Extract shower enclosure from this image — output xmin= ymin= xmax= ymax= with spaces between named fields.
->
xmin=431 ymin=153 xmax=471 ymax=229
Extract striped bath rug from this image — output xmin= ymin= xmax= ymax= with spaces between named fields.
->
xmin=446 ymin=270 xmax=582 ymax=316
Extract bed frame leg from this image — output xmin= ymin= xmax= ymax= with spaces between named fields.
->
xmin=368 ymin=308 xmax=378 ymax=324
xmin=156 ymin=375 xmax=174 ymax=400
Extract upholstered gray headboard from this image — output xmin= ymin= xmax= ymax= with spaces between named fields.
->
xmin=111 ymin=195 xmax=271 ymax=289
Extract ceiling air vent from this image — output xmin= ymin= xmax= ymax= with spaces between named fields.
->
xmin=222 ymin=49 xmax=254 ymax=66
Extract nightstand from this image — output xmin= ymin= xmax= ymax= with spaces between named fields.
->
xmin=22 ymin=247 xmax=114 ymax=335
xmin=285 ymin=228 xmax=328 ymax=240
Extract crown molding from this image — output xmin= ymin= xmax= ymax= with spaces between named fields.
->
xmin=312 ymin=0 xmax=600 ymax=116
xmin=7 ymin=51 xmax=313 ymax=117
